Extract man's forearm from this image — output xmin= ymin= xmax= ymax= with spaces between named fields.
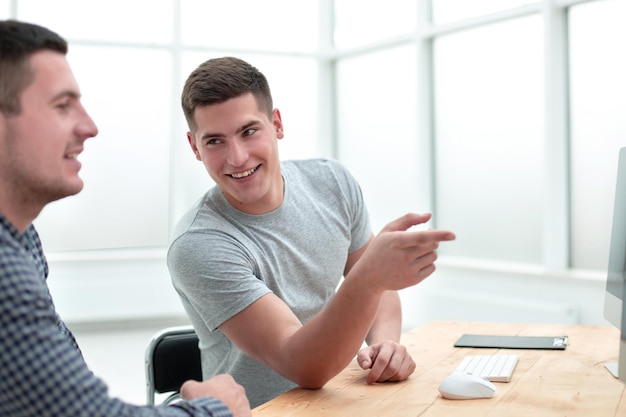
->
xmin=280 ymin=276 xmax=385 ymax=388
xmin=366 ymin=290 xmax=402 ymax=345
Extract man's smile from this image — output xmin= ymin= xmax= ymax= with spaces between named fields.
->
xmin=229 ymin=165 xmax=260 ymax=179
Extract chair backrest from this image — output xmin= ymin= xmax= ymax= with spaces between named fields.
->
xmin=145 ymin=325 xmax=202 ymax=405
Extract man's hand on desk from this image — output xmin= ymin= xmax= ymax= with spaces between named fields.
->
xmin=181 ymin=374 xmax=252 ymax=417
xmin=357 ymin=341 xmax=416 ymax=384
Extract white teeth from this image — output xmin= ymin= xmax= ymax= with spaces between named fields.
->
xmin=66 ymin=154 xmax=78 ymax=159
xmin=231 ymin=167 xmax=256 ymax=179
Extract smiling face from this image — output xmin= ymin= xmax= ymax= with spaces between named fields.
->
xmin=188 ymin=92 xmax=285 ymax=214
xmin=0 ymin=50 xmax=98 ymax=231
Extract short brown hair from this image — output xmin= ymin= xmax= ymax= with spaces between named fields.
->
xmin=0 ymin=20 xmax=67 ymax=116
xmin=181 ymin=57 xmax=273 ymax=133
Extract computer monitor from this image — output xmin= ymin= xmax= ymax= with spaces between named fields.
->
xmin=603 ymin=147 xmax=626 ymax=383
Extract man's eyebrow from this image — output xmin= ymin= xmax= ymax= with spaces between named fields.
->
xmin=200 ymin=120 xmax=261 ymax=141
xmin=51 ymin=90 xmax=80 ymax=102
xmin=238 ymin=119 xmax=260 ymax=133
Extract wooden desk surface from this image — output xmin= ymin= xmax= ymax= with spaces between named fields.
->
xmin=252 ymin=321 xmax=626 ymax=417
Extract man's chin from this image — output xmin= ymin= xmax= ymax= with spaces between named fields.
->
xmin=48 ymin=181 xmax=85 ymax=203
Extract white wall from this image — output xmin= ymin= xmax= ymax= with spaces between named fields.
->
xmin=401 ymin=259 xmax=608 ymax=331
xmin=48 ymin=252 xmax=609 ymax=329
xmin=46 ymin=251 xmax=185 ymax=324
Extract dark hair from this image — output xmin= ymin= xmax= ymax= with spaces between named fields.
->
xmin=0 ymin=20 xmax=67 ymax=116
xmin=181 ymin=56 xmax=273 ymax=133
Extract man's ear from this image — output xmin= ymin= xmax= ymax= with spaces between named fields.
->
xmin=272 ymin=108 xmax=284 ymax=139
xmin=187 ymin=132 xmax=202 ymax=161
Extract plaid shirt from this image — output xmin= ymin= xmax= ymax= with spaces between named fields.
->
xmin=0 ymin=214 xmax=232 ymax=417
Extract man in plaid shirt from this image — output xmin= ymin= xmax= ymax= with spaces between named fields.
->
xmin=0 ymin=19 xmax=250 ymax=417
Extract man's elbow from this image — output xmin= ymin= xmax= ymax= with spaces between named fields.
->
xmin=295 ymin=376 xmax=331 ymax=390
xmin=292 ymin=370 xmax=335 ymax=390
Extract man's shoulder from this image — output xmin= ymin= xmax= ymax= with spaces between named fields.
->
xmin=0 ymin=227 xmax=43 ymax=295
xmin=0 ymin=222 xmax=31 ymax=259
xmin=283 ymin=157 xmax=344 ymax=170
xmin=170 ymin=189 xmax=241 ymax=245
xmin=283 ymin=157 xmax=351 ymax=182
xmin=0 ymin=233 xmax=23 ymax=269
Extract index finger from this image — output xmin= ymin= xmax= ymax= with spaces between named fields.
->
xmin=365 ymin=345 xmax=394 ymax=384
xmin=400 ymin=229 xmax=456 ymax=248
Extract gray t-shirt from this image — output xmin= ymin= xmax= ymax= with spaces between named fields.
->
xmin=167 ymin=158 xmax=371 ymax=407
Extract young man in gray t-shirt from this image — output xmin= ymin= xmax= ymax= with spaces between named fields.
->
xmin=168 ymin=56 xmax=456 ymax=408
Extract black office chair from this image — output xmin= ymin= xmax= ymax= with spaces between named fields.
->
xmin=145 ymin=325 xmax=202 ymax=405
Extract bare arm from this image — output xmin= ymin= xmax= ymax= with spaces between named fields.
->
xmin=346 ymin=242 xmax=402 ymax=345
xmin=219 ymin=213 xmax=455 ymax=388
xmin=220 ymin=279 xmax=380 ymax=388
xmin=366 ymin=290 xmax=402 ymax=345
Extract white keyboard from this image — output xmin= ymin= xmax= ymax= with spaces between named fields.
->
xmin=454 ymin=354 xmax=519 ymax=382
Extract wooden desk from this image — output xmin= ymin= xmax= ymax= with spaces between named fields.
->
xmin=252 ymin=321 xmax=626 ymax=416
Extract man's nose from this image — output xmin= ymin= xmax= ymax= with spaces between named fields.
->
xmin=77 ymin=106 xmax=99 ymax=141
xmin=227 ymin=139 xmax=248 ymax=166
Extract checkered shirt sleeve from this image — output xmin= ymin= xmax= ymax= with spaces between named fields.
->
xmin=0 ymin=218 xmax=232 ymax=417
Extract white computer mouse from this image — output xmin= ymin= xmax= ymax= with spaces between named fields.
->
xmin=438 ymin=372 xmax=497 ymax=400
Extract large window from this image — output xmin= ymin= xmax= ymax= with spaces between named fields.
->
xmin=4 ymin=0 xmax=625 ymax=273
xmin=336 ymin=45 xmax=420 ymax=233
xmin=569 ymin=0 xmax=626 ymax=270
xmin=433 ymin=15 xmax=544 ymax=262
xmin=335 ymin=0 xmax=625 ymax=271
xmin=8 ymin=1 xmax=321 ymax=252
